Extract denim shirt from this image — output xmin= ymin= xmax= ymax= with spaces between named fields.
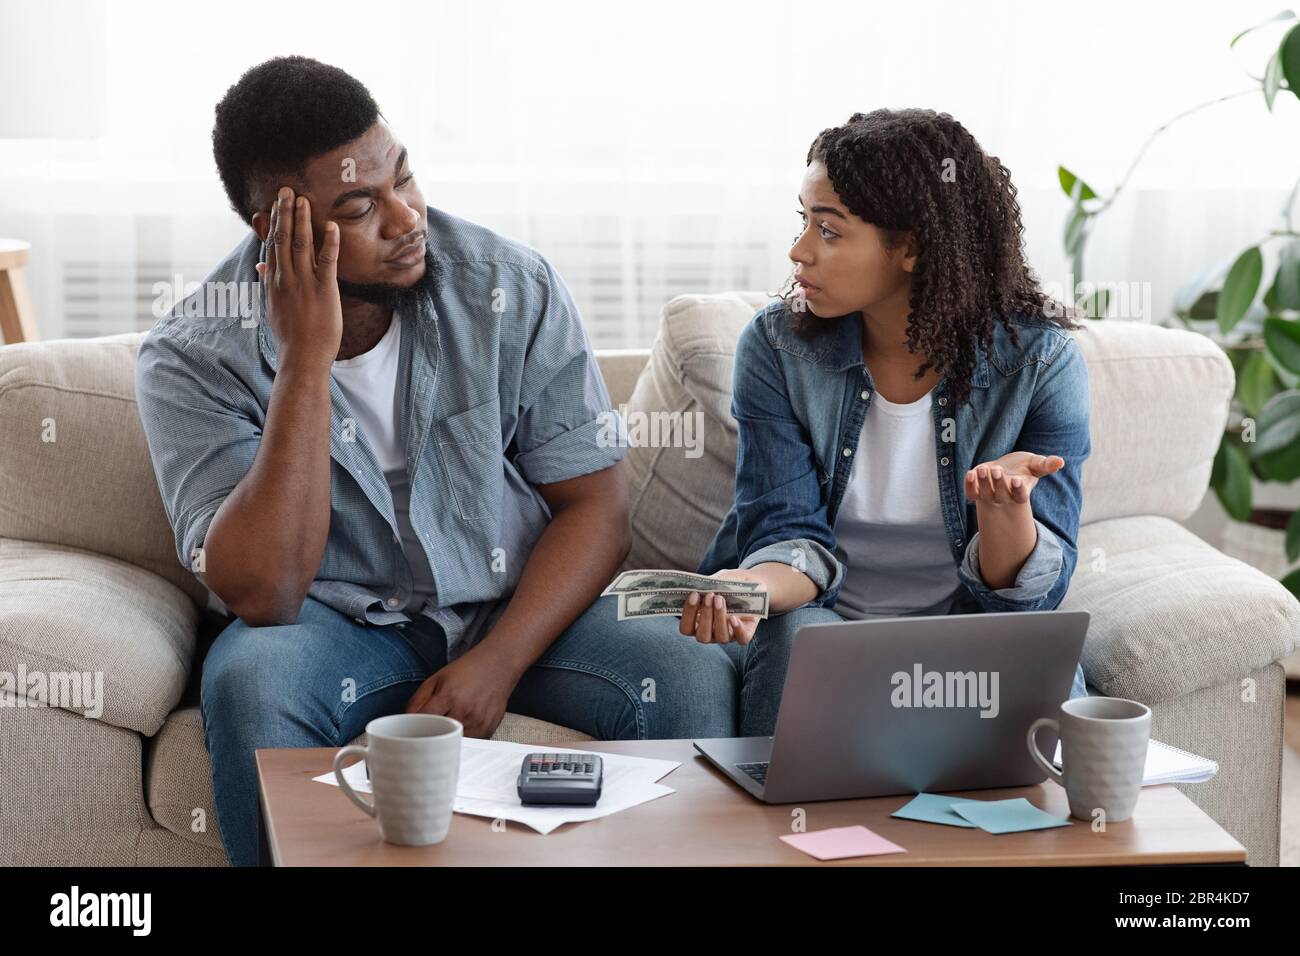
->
xmin=699 ymin=301 xmax=1092 ymax=616
xmin=135 ymin=206 xmax=626 ymax=657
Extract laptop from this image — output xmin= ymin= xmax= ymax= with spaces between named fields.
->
xmin=693 ymin=609 xmax=1089 ymax=803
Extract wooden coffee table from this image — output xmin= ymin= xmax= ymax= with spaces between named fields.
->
xmin=255 ymin=739 xmax=1246 ymax=866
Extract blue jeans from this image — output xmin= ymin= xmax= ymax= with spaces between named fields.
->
xmin=200 ymin=593 xmax=738 ymax=866
xmin=720 ymin=605 xmax=1090 ymax=737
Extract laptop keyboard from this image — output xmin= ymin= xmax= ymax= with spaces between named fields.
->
xmin=736 ymin=761 xmax=769 ymax=784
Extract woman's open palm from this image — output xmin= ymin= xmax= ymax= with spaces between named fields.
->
xmin=964 ymin=452 xmax=1064 ymax=507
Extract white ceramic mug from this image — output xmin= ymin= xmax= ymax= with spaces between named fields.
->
xmin=1027 ymin=696 xmax=1150 ymax=823
xmin=333 ymin=713 xmax=463 ymax=846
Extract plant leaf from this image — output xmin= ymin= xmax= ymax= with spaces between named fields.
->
xmin=1218 ymin=246 xmax=1263 ymax=334
xmin=1286 ymin=507 xmax=1300 ymax=562
xmin=1264 ymin=316 xmax=1300 ymax=375
xmin=1230 ymin=9 xmax=1297 ymax=48
xmin=1283 ymin=567 xmax=1300 ymax=599
xmin=1182 ymin=289 xmax=1220 ymax=322
xmin=1266 ymin=347 xmax=1300 ymax=389
xmin=1250 ymin=388 xmax=1300 ymax=480
xmin=1275 ymin=239 xmax=1300 ymax=311
xmin=1075 ymin=287 xmax=1110 ymax=319
xmin=1240 ymin=350 xmax=1280 ymax=415
xmin=1283 ymin=22 xmax=1300 ymax=101
xmin=1212 ymin=438 xmax=1254 ymax=521
xmin=1058 ymin=166 xmax=1098 ymax=202
xmin=1265 ymin=50 xmax=1284 ymax=110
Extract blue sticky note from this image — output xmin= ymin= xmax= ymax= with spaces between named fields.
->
xmin=891 ymin=793 xmax=987 ymax=828
xmin=949 ymin=798 xmax=1071 ymax=834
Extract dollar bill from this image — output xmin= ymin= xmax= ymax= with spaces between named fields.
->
xmin=601 ymin=568 xmax=763 ymax=597
xmin=617 ymin=588 xmax=769 ymax=621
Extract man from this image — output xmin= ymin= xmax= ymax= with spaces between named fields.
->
xmin=135 ymin=56 xmax=737 ymax=866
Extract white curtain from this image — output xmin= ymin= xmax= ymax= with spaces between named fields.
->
xmin=2 ymin=0 xmax=1298 ymax=346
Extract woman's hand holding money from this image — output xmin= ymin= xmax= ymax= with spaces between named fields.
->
xmin=677 ymin=568 xmax=767 ymax=644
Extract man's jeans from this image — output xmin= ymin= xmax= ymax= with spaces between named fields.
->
xmin=201 ymin=593 xmax=739 ymax=866
xmin=723 ymin=605 xmax=1091 ymax=738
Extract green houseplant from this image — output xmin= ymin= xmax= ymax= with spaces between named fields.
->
xmin=1057 ymin=11 xmax=1300 ymax=599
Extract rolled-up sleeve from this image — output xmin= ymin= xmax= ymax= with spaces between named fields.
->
xmin=958 ymin=521 xmax=1063 ymax=608
xmin=957 ymin=335 xmax=1091 ymax=612
xmin=510 ymin=258 xmax=627 ymax=486
xmin=739 ymin=538 xmax=843 ymax=598
xmin=730 ymin=316 xmax=845 ymax=607
xmin=134 ymin=329 xmax=263 ymax=574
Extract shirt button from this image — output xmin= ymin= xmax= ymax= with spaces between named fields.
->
xmin=940 ymin=457 xmax=950 ymax=466
xmin=386 ymin=596 xmax=400 ymax=608
xmin=955 ymin=538 xmax=964 ymax=548
xmin=860 ymin=390 xmax=869 ymax=400
xmin=842 ymin=447 xmax=853 ymax=457
xmin=938 ymin=397 xmax=947 ymax=406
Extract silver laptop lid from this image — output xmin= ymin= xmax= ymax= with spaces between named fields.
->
xmin=762 ymin=610 xmax=1089 ymax=803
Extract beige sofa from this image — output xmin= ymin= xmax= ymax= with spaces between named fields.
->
xmin=1 ymin=291 xmax=1297 ymax=866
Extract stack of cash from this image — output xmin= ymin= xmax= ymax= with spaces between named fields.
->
xmin=600 ymin=569 xmax=770 ymax=621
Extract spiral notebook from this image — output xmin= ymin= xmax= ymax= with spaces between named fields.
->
xmin=1052 ymin=738 xmax=1218 ymax=786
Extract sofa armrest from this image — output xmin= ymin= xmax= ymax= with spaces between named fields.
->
xmin=0 ymin=537 xmax=198 ymax=736
xmin=1062 ymin=515 xmax=1300 ymax=703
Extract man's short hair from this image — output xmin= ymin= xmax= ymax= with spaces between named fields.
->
xmin=212 ymin=55 xmax=381 ymax=224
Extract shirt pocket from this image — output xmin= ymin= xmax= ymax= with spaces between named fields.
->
xmin=436 ymin=398 xmax=504 ymax=520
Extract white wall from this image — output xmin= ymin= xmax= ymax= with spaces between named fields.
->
xmin=2 ymin=0 xmax=1298 ymax=345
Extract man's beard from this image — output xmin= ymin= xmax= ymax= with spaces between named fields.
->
xmin=335 ymin=249 xmax=438 ymax=313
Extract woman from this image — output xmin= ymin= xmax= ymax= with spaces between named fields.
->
xmin=685 ymin=109 xmax=1091 ymax=736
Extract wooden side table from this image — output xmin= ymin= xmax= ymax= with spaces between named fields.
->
xmin=0 ymin=239 xmax=38 ymax=344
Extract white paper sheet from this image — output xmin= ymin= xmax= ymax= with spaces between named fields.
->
xmin=1052 ymin=737 xmax=1218 ymax=786
xmin=315 ymin=738 xmax=681 ymax=834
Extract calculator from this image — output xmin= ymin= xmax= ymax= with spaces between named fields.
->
xmin=516 ymin=752 xmax=603 ymax=806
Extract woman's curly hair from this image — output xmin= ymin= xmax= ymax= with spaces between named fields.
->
xmin=781 ymin=108 xmax=1079 ymax=412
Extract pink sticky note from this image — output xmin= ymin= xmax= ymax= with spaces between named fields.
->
xmin=779 ymin=825 xmax=907 ymax=861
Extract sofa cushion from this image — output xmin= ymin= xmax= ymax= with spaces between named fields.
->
xmin=0 ymin=694 xmax=155 ymax=865
xmin=596 ymin=349 xmax=651 ymax=408
xmin=0 ymin=332 xmax=207 ymax=606
xmin=1071 ymin=319 xmax=1234 ymax=525
xmin=0 ymin=537 xmax=196 ymax=735
xmin=619 ymin=293 xmax=1236 ymax=573
xmin=620 ymin=293 xmax=772 ymax=572
xmin=143 ymin=705 xmax=222 ymax=850
xmin=1066 ymin=514 xmax=1300 ymax=702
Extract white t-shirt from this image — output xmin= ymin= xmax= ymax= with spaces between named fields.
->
xmin=330 ymin=311 xmax=437 ymax=615
xmin=832 ymin=386 xmax=961 ymax=618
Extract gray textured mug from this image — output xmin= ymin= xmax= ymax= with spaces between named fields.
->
xmin=333 ymin=713 xmax=462 ymax=846
xmin=1027 ymin=696 xmax=1150 ymax=823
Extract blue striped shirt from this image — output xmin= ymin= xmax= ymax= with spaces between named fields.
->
xmin=135 ymin=206 xmax=627 ymax=658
